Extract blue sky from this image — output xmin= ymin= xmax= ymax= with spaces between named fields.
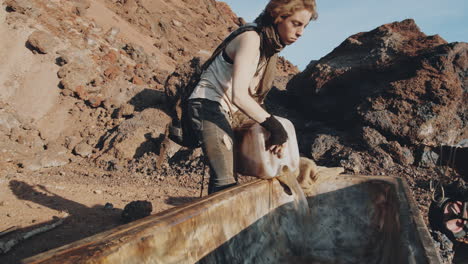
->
xmin=222 ymin=0 xmax=468 ymax=70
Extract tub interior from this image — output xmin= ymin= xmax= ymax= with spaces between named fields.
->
xmin=198 ymin=178 xmax=432 ymax=264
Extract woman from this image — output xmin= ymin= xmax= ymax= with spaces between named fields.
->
xmin=188 ymin=0 xmax=318 ymax=194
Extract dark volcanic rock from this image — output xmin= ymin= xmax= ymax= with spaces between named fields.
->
xmin=310 ymin=134 xmax=342 ymax=161
xmin=121 ymin=200 xmax=152 ymax=223
xmin=381 ymin=141 xmax=414 ymax=165
xmin=289 ymin=19 xmax=467 ymax=148
xmin=361 ymin=126 xmax=388 ymax=149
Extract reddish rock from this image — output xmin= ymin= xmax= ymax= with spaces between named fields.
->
xmin=58 ymin=61 xmax=98 ymax=93
xmin=123 ymin=65 xmax=134 ymax=79
xmin=64 ymin=136 xmax=82 ymax=150
xmin=75 ymin=85 xmax=89 ymax=100
xmin=135 ymin=68 xmax=152 ymax=83
xmin=277 ymin=56 xmax=299 ymax=76
xmin=215 ymin=1 xmax=238 ymax=25
xmin=102 ymin=50 xmax=120 ymax=64
xmin=152 ymin=68 xmax=170 ymax=85
xmin=27 ymin=30 xmax=57 ymax=54
xmin=91 ymin=54 xmax=100 ymax=64
xmin=131 ymin=75 xmax=145 ymax=85
xmin=88 ymin=95 xmax=104 ymax=108
xmin=61 ymin=89 xmax=74 ymax=97
xmin=117 ymin=104 xmax=135 ymax=118
xmin=73 ymin=141 xmax=93 ymax=157
xmin=339 ymin=152 xmax=363 ymax=173
xmin=104 ymin=66 xmax=120 ymax=80
xmin=288 ymin=19 xmax=467 ymax=147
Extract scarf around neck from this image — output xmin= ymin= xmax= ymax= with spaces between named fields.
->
xmin=252 ymin=12 xmax=284 ymax=103
xmin=257 ymin=15 xmax=285 ymax=59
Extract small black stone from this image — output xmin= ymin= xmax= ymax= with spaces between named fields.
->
xmin=121 ymin=200 xmax=152 ymax=223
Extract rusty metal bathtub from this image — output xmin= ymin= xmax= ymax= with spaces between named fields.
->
xmin=23 ymin=175 xmax=441 ymax=264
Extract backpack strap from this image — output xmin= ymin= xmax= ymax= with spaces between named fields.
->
xmin=222 ymin=49 xmax=234 ymax=64
xmin=200 ymin=23 xmax=261 ymax=72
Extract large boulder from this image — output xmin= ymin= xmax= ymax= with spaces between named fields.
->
xmin=27 ymin=30 xmax=58 ymax=54
xmin=288 ymin=19 xmax=467 ymax=147
xmin=164 ymin=57 xmax=204 ymax=119
xmin=18 ymin=144 xmax=71 ymax=171
xmin=99 ymin=108 xmax=171 ymax=161
xmin=57 ymin=60 xmax=100 ymax=96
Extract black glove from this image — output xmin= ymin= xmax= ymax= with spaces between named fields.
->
xmin=260 ymin=115 xmax=288 ymax=147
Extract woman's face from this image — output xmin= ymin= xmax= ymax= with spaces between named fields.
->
xmin=276 ymin=9 xmax=312 ymax=45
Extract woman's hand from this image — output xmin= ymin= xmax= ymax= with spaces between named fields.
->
xmin=269 ymin=144 xmax=284 ymax=158
xmin=260 ymin=115 xmax=288 ymax=157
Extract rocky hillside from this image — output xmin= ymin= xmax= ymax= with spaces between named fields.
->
xmin=288 ymin=19 xmax=466 ymax=175
xmin=0 ymin=0 xmax=298 ymax=173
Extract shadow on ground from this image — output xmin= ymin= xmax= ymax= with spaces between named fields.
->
xmin=165 ymin=196 xmax=200 ymax=206
xmin=0 ymin=180 xmax=123 ymax=264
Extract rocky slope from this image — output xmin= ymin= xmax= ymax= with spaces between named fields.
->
xmin=0 ymin=0 xmax=298 ymax=173
xmin=288 ymin=19 xmax=466 ymax=175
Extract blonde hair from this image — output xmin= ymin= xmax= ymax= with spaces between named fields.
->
xmin=265 ymin=0 xmax=318 ymax=24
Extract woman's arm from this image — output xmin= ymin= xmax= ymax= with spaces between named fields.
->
xmin=226 ymin=31 xmax=287 ymax=154
xmin=227 ymin=31 xmax=270 ymax=123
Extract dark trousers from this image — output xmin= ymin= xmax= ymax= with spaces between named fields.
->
xmin=188 ymin=99 xmax=237 ymax=194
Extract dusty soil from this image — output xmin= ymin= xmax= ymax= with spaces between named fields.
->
xmin=0 ymin=147 xmax=265 ymax=263
xmin=0 ymin=157 xmax=194 ymax=262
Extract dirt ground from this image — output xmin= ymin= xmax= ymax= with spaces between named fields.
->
xmin=2 ymin=156 xmax=468 ymax=263
xmin=0 ymin=157 xmax=209 ymax=263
